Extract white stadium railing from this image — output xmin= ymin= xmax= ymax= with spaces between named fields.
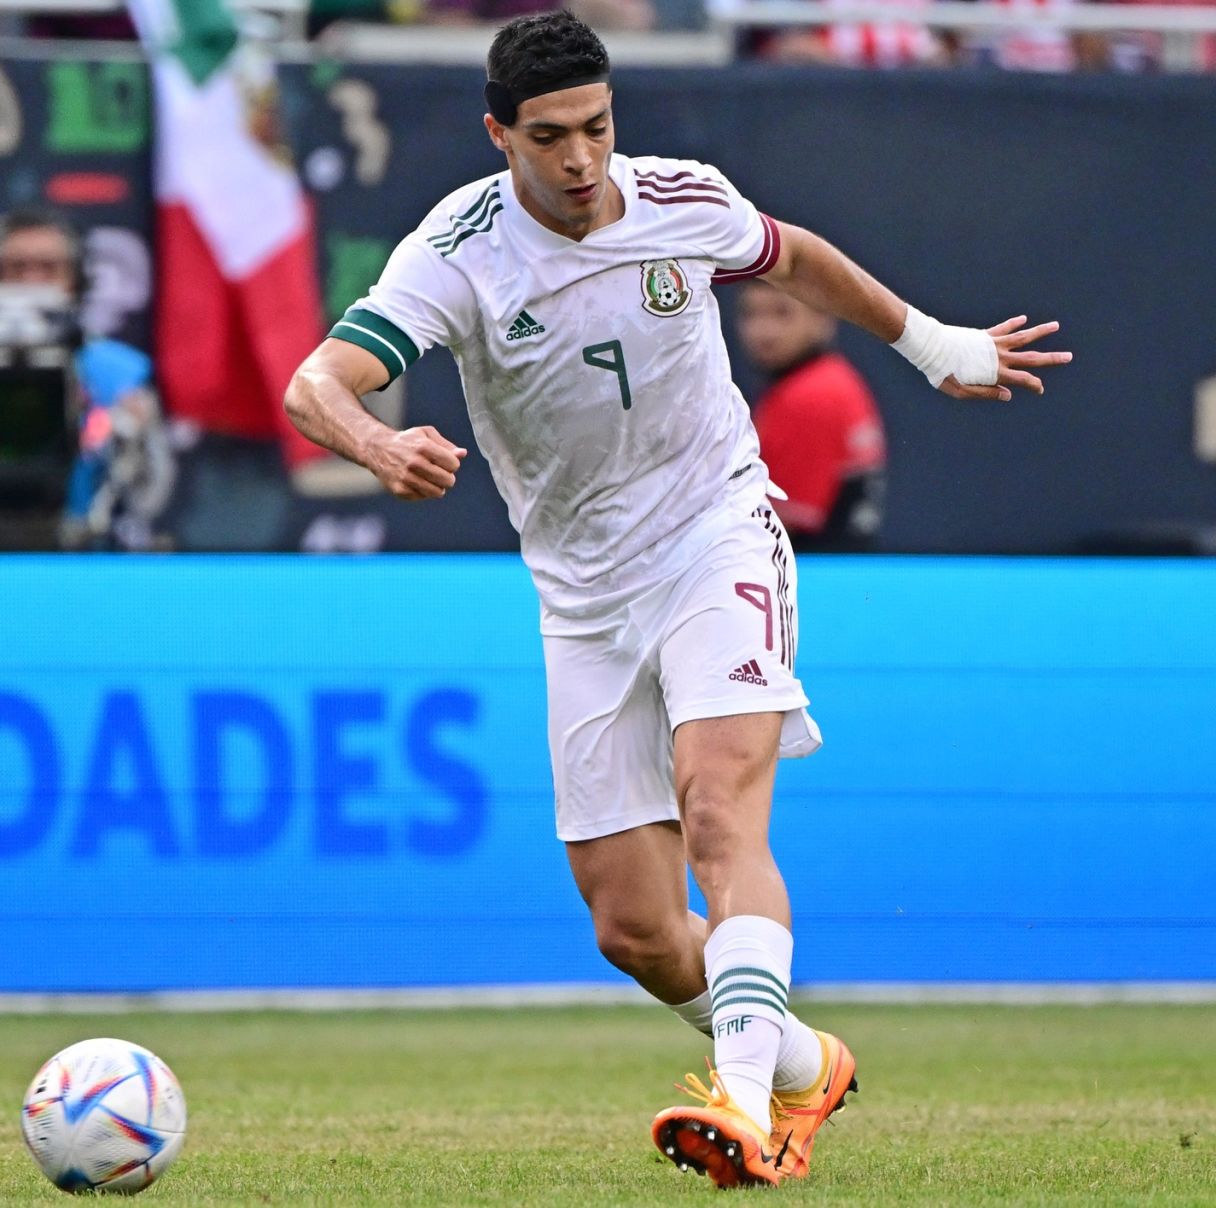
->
xmin=2 ymin=0 xmax=1216 ymax=66
xmin=709 ymin=0 xmax=1216 ymax=33
xmin=708 ymin=0 xmax=1216 ymax=71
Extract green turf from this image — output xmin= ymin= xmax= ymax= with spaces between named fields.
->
xmin=1 ymin=1003 xmax=1213 ymax=1205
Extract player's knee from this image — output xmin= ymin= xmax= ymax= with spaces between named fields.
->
xmin=593 ymin=914 xmax=676 ymax=978
xmin=679 ymin=775 xmax=737 ymax=852
xmin=680 ymin=773 xmax=763 ymax=879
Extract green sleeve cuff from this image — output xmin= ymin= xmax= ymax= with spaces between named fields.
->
xmin=328 ymin=308 xmax=421 ymax=387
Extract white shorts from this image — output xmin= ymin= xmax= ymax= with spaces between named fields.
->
xmin=542 ymin=501 xmax=822 ymax=842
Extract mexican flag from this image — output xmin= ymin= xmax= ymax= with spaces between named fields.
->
xmin=128 ymin=0 xmax=324 ymax=466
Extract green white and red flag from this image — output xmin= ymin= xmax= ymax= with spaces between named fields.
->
xmin=128 ymin=0 xmax=324 ymax=465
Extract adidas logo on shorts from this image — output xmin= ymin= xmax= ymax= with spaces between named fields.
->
xmin=729 ymin=658 xmax=768 ymax=686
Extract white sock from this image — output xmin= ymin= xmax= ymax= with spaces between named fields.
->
xmin=667 ymin=980 xmax=824 ymax=1093
xmin=669 ymin=988 xmax=713 ymax=1037
xmin=773 ymin=1013 xmax=825 ymax=1092
xmin=705 ymin=915 xmax=792 ymax=1132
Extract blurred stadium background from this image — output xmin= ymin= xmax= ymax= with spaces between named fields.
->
xmin=1 ymin=0 xmax=1214 ymax=1009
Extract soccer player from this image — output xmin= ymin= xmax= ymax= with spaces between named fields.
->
xmin=284 ymin=11 xmax=1071 ymax=1187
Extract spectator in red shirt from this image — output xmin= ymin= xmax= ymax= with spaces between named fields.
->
xmin=736 ymin=280 xmax=887 ymax=551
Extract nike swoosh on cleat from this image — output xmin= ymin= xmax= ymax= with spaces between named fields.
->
xmin=822 ymin=1063 xmax=832 ymax=1095
xmin=774 ymin=1130 xmax=793 ymax=1169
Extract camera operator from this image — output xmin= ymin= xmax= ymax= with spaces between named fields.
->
xmin=0 ymin=207 xmax=174 ymax=550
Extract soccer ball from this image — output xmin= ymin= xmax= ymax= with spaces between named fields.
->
xmin=21 ymin=1037 xmax=187 ymax=1195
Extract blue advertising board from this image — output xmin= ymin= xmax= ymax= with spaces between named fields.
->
xmin=1 ymin=555 xmax=1213 ymax=991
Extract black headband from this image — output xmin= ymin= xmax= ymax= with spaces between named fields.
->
xmin=484 ymin=73 xmax=610 ymax=126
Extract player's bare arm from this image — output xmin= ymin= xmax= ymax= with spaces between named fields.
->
xmin=285 ymin=338 xmax=467 ymax=500
xmin=762 ymin=219 xmax=1072 ymax=402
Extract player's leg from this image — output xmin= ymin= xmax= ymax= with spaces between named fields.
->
xmin=567 ymin=711 xmax=787 ymax=1029
xmin=545 ymin=616 xmax=778 ymax=1182
xmin=662 ymin=506 xmax=812 ymax=1132
xmin=649 ymin=711 xmax=792 ymax=1186
xmin=545 ymin=617 xmax=708 ymax=1005
xmin=565 ymin=820 xmax=705 ymax=1005
xmin=673 ymin=711 xmax=855 ymax=1179
xmin=678 ymin=711 xmax=791 ymax=1126
xmin=675 ymin=710 xmax=786 ymax=929
xmin=649 ymin=498 xmax=853 ymax=1183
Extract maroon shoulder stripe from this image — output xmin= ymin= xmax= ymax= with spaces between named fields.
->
xmin=636 ymin=169 xmax=725 ymax=187
xmin=636 ymin=189 xmax=732 ymax=209
xmin=712 ymin=213 xmax=782 ymax=283
xmin=635 ymin=175 xmax=728 ymax=198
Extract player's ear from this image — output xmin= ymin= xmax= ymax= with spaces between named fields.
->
xmin=484 ymin=113 xmax=510 ymax=154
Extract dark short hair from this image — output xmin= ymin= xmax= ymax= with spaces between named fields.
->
xmin=486 ymin=10 xmax=609 ymax=105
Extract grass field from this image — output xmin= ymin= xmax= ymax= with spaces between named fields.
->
xmin=1 ymin=1003 xmax=1213 ymax=1205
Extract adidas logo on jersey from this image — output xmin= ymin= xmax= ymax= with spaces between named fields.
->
xmin=729 ymin=658 xmax=768 ymax=686
xmin=506 ymin=310 xmax=545 ymax=341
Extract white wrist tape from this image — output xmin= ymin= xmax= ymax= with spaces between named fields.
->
xmin=892 ymin=304 xmax=998 ymax=389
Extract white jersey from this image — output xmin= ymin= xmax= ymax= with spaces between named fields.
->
xmin=332 ymin=152 xmax=782 ymax=620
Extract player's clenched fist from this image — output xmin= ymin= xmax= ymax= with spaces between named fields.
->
xmin=367 ymin=425 xmax=468 ymax=500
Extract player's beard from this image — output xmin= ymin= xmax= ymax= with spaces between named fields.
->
xmin=561 ymin=182 xmax=602 ymax=229
xmin=528 ymin=185 xmax=596 ymax=239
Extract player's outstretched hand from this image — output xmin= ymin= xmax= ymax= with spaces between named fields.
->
xmin=940 ymin=316 xmax=1072 ymax=403
xmin=367 ymin=424 xmax=468 ymax=500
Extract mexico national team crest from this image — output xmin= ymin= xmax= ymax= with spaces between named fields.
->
xmin=640 ymin=259 xmax=692 ymax=317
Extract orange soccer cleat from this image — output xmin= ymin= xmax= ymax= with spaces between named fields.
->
xmin=767 ymin=1029 xmax=858 ymax=1180
xmin=651 ymin=1063 xmax=782 ymax=1189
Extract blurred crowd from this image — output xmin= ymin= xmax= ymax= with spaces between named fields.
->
xmin=735 ymin=0 xmax=1216 ymax=73
xmin=5 ymin=0 xmax=1214 ymax=74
